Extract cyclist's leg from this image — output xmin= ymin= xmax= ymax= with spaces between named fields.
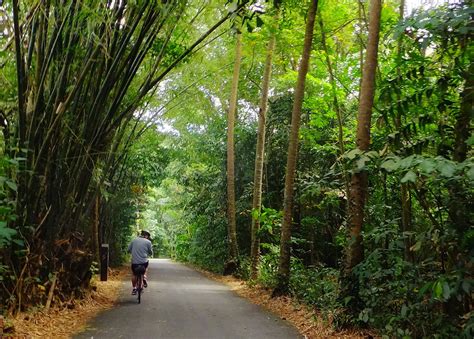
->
xmin=131 ymin=264 xmax=138 ymax=294
xmin=143 ymin=261 xmax=149 ymax=287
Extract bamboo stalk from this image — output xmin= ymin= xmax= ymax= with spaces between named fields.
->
xmin=45 ymin=273 xmax=57 ymax=312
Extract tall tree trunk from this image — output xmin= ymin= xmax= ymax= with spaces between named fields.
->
xmin=12 ymin=0 xmax=28 ymax=233
xmin=446 ymin=30 xmax=473 ymax=317
xmin=395 ymin=0 xmax=414 ymax=262
xmin=345 ymin=0 xmax=381 ymax=272
xmin=357 ymin=0 xmax=366 ymax=103
xmin=224 ymin=32 xmax=242 ymax=275
xmin=453 ymin=64 xmax=472 ymax=165
xmin=318 ymin=15 xmax=344 ymax=157
xmin=448 ymin=18 xmax=473 ymax=238
xmin=318 ymin=14 xmax=349 ymax=197
xmin=250 ymin=5 xmax=280 ymax=281
xmin=93 ymin=195 xmax=100 ymax=263
xmin=272 ymin=0 xmax=319 ymax=296
xmin=12 ymin=0 xmax=26 ymax=150
xmin=400 ymin=183 xmax=413 ymax=260
xmin=341 ymin=0 xmax=381 ymax=309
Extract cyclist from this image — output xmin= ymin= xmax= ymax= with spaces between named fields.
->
xmin=128 ymin=230 xmax=153 ymax=295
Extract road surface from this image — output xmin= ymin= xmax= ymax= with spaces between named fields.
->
xmin=75 ymin=259 xmax=301 ymax=339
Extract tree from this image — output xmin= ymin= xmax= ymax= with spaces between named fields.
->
xmin=2 ymin=0 xmax=247 ymax=311
xmin=395 ymin=0 xmax=414 ymax=262
xmin=341 ymin=0 xmax=381 ymax=308
xmin=224 ymin=31 xmax=243 ymax=275
xmin=317 ymin=12 xmax=349 ymax=196
xmin=273 ymin=0 xmax=319 ymax=296
xmin=249 ymin=0 xmax=281 ymax=280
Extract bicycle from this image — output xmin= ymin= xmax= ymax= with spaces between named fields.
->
xmin=133 ymin=264 xmax=146 ymax=304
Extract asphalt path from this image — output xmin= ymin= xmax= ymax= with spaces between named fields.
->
xmin=75 ymin=259 xmax=301 ymax=339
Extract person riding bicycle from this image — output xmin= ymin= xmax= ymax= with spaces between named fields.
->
xmin=128 ymin=230 xmax=153 ymax=295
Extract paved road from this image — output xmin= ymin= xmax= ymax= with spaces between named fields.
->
xmin=75 ymin=259 xmax=301 ymax=339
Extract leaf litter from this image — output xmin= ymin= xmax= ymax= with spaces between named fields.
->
xmin=6 ymin=266 xmax=128 ymax=338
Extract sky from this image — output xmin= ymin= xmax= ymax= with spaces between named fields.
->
xmin=405 ymin=0 xmax=462 ymax=15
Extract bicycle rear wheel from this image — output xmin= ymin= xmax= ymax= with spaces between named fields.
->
xmin=137 ymin=274 xmax=142 ymax=304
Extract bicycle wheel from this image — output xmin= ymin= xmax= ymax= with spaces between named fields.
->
xmin=137 ymin=274 xmax=142 ymax=304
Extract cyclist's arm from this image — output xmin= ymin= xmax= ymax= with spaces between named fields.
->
xmin=148 ymin=241 xmax=153 ymax=257
xmin=127 ymin=241 xmax=133 ymax=253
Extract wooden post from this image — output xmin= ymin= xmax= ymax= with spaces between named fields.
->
xmin=100 ymin=244 xmax=109 ymax=281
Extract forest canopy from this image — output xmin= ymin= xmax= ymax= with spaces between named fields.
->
xmin=0 ymin=0 xmax=472 ymax=337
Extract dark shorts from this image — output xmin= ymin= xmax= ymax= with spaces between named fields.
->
xmin=131 ymin=261 xmax=149 ymax=275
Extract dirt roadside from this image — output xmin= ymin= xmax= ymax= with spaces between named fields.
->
xmin=4 ymin=267 xmax=128 ymax=338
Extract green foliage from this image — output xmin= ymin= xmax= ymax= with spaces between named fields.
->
xmin=0 ymin=152 xmax=22 ymax=249
xmin=253 ymin=207 xmax=282 ymax=243
xmin=289 ymin=259 xmax=340 ymax=313
xmin=353 ymin=218 xmax=472 ymax=337
xmin=0 ymin=148 xmax=25 ymax=299
xmin=113 ymin=1 xmax=472 ymax=337
xmin=175 ymin=232 xmax=191 ymax=261
xmin=0 ymin=222 xmax=17 ymax=248
xmin=32 ymin=0 xmax=468 ymax=337
xmin=257 ymin=243 xmax=280 ymax=288
xmin=188 ymin=215 xmax=228 ymax=273
xmin=234 ymin=255 xmax=251 ymax=280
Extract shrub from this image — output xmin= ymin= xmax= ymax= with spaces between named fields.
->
xmin=289 ymin=258 xmax=341 ymax=319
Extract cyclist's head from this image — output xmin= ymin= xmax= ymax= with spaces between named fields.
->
xmin=140 ymin=230 xmax=151 ymax=239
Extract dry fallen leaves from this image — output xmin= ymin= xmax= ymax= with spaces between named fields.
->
xmin=7 ymin=266 xmax=128 ymax=339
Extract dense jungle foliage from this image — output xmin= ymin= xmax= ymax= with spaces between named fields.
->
xmin=0 ymin=0 xmax=472 ymax=337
